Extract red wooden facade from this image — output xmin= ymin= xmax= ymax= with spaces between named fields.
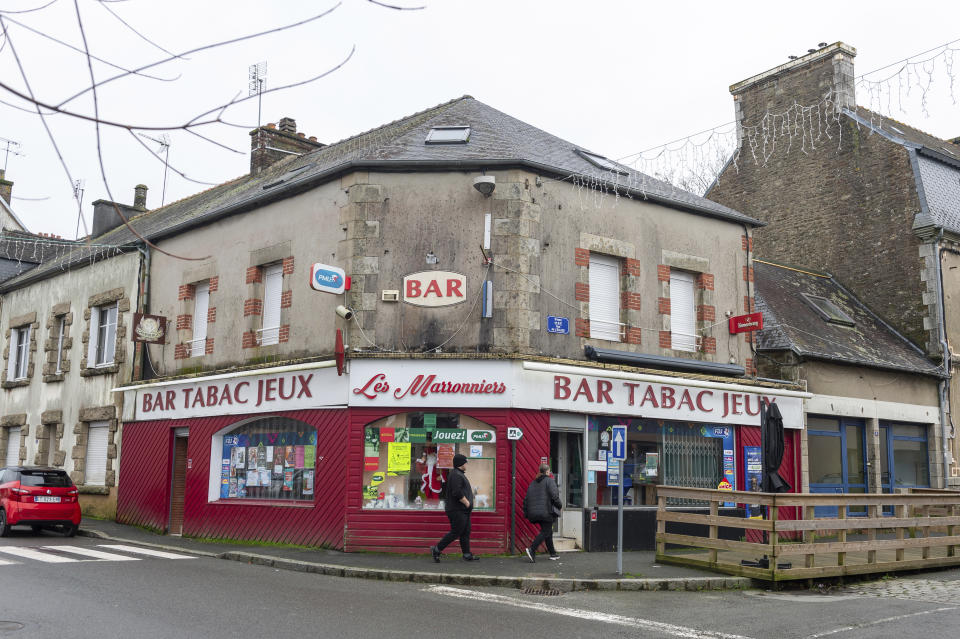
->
xmin=117 ymin=407 xmax=549 ymax=553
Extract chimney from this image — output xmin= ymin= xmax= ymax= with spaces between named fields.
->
xmin=134 ymin=184 xmax=148 ymax=210
xmin=249 ymin=116 xmax=324 ymax=175
xmin=729 ymin=42 xmax=856 ymax=146
xmin=91 ymin=187 xmax=144 ymax=237
xmin=0 ymin=169 xmax=12 ymax=205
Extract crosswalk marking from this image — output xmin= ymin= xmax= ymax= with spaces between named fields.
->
xmin=97 ymin=544 xmax=195 ymax=560
xmin=0 ymin=546 xmax=80 ymax=563
xmin=44 ymin=546 xmax=140 ymax=561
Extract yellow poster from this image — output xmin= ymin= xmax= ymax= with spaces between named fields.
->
xmin=370 ymin=472 xmax=385 ymax=486
xmin=387 ymin=442 xmax=411 ymax=474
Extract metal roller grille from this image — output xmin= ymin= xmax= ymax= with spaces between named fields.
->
xmin=663 ymin=430 xmax=722 ymax=505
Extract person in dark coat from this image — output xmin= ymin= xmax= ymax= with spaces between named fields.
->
xmin=522 ymin=463 xmax=561 ymax=562
xmin=430 ymin=453 xmax=479 ymax=562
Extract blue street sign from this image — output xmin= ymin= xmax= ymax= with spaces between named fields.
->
xmin=611 ymin=425 xmax=627 ymax=461
xmin=546 ymin=316 xmax=569 ymax=334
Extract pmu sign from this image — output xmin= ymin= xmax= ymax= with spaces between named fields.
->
xmin=310 ymin=263 xmax=347 ymax=295
xmin=403 ymin=271 xmax=466 ymax=307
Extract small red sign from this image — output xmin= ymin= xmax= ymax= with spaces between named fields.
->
xmin=590 ymin=510 xmax=598 ymax=522
xmin=728 ymin=312 xmax=763 ymax=334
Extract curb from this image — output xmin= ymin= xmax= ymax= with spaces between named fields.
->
xmin=78 ymin=529 xmax=752 ymax=592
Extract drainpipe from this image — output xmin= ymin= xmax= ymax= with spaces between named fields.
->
xmin=933 ymin=230 xmax=954 ymax=487
xmin=134 ymin=243 xmax=151 ymax=381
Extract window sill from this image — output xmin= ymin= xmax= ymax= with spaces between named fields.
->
xmin=80 ymin=364 xmax=119 ymax=377
xmin=78 ymin=485 xmax=111 ymax=495
xmin=210 ymin=498 xmax=315 ymax=508
xmin=43 ymin=374 xmax=66 ymax=384
xmin=1 ymin=379 xmax=30 ymax=389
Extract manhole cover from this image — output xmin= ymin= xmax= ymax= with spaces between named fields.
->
xmin=0 ymin=621 xmax=24 ymax=631
xmin=521 ymin=588 xmax=562 ymax=596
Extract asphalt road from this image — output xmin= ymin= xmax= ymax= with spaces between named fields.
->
xmin=2 ymin=531 xmax=959 ymax=638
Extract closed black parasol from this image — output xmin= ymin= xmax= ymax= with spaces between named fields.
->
xmin=760 ymin=402 xmax=791 ymax=493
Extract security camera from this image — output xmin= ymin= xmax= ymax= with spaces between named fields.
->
xmin=473 ymin=175 xmax=496 ymax=196
xmin=335 ymin=305 xmax=354 ymax=320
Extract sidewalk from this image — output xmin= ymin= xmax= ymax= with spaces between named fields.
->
xmin=78 ymin=518 xmax=752 ymax=592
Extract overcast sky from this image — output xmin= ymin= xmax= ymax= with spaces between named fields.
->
xmin=2 ymin=0 xmax=959 ymax=238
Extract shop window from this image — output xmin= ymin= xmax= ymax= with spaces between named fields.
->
xmin=213 ymin=416 xmax=317 ymax=501
xmin=84 ymin=421 xmax=109 ymax=486
xmin=879 ymin=421 xmax=929 ymax=490
xmin=670 ymin=271 xmax=696 ymax=351
xmin=589 ymin=254 xmax=621 ymax=341
xmin=361 ymin=412 xmax=496 ymax=511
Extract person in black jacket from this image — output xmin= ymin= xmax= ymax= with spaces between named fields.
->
xmin=522 ymin=463 xmax=561 ymax=562
xmin=430 ymin=453 xmax=479 ymax=562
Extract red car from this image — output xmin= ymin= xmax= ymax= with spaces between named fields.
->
xmin=0 ymin=466 xmax=81 ymax=537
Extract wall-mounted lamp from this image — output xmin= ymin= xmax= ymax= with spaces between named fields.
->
xmin=425 ymin=251 xmax=439 ymax=265
xmin=473 ymin=175 xmax=496 ymax=197
xmin=335 ymin=305 xmax=354 ymax=320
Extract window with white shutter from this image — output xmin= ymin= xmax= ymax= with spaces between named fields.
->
xmin=589 ymin=254 xmax=621 ymax=342
xmin=260 ymin=264 xmax=283 ymax=345
xmin=85 ymin=421 xmax=109 ymax=485
xmin=191 ymin=282 xmax=210 ymax=357
xmin=670 ymin=271 xmax=696 ymax=351
xmin=4 ymin=427 xmax=21 ymax=467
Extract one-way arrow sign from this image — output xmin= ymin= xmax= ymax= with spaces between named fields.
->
xmin=611 ymin=425 xmax=627 ymax=461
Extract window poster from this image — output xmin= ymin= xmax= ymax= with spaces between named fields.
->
xmin=362 ymin=485 xmax=379 ymax=500
xmin=246 ymin=469 xmax=259 ymax=487
xmin=236 ymin=447 xmax=246 ymax=468
xmin=229 ymin=478 xmax=238 ymax=497
xmin=381 ymin=427 xmax=395 ymax=442
xmin=273 ymin=447 xmax=284 ymax=476
xmin=394 ymin=426 xmax=410 ymax=443
xmin=248 ymin=446 xmax=259 ymax=470
xmin=283 ymin=470 xmax=294 ymax=491
xmin=264 ymin=446 xmax=274 ymax=470
xmin=304 ymin=445 xmax=315 ymax=468
xmin=303 ymin=470 xmax=314 ymax=496
xmin=259 ymin=468 xmax=270 ymax=486
xmin=295 ymin=445 xmax=305 ymax=469
xmin=437 ymin=443 xmax=455 ymax=469
xmin=388 ymin=442 xmax=411 ymax=474
xmin=221 ymin=477 xmax=230 ymax=499
xmin=238 ymin=475 xmax=247 ymax=497
xmin=284 ymin=446 xmax=295 ymax=467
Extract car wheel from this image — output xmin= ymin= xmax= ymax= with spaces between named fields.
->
xmin=63 ymin=523 xmax=78 ymax=538
xmin=0 ymin=510 xmax=10 ymax=537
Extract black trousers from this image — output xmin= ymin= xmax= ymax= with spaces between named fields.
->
xmin=530 ymin=520 xmax=556 ymax=556
xmin=437 ymin=509 xmax=472 ymax=555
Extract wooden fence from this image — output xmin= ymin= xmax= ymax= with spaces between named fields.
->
xmin=655 ymin=486 xmax=960 ymax=581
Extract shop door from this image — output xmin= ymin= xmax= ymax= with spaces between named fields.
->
xmin=549 ymin=431 xmax=584 ymax=541
xmin=169 ymin=433 xmax=188 ymax=536
xmin=807 ymin=417 xmax=867 ymax=517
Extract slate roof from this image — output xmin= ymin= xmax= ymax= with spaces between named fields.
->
xmin=754 ymin=260 xmax=942 ymax=377
xmin=0 ymin=96 xmax=760 ymax=291
xmin=0 ymin=230 xmax=66 ymax=283
xmin=845 ymin=107 xmax=960 ymax=235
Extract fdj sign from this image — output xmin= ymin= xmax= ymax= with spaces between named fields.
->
xmin=310 ymin=263 xmax=347 ymax=295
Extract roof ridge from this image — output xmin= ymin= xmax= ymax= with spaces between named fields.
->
xmin=854 ymin=106 xmax=960 ymax=147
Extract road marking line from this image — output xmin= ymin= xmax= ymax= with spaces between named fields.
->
xmin=97 ymin=544 xmax=194 ymax=559
xmin=0 ymin=546 xmax=80 ymax=563
xmin=426 ymin=585 xmax=753 ymax=639
xmin=42 ymin=546 xmax=141 ymax=561
xmin=0 ymin=558 xmax=16 ymax=566
xmin=803 ymin=606 xmax=959 ymax=638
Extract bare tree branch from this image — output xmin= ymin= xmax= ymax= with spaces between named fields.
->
xmin=0 ymin=0 xmax=60 ymax=15
xmin=367 ymin=0 xmax=426 ymax=10
xmin=128 ymin=131 xmax=217 ymax=186
xmin=96 ymin=0 xmax=188 ymax=62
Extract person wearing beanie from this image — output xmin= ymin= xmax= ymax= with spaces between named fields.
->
xmin=522 ymin=463 xmax=562 ymax=562
xmin=430 ymin=453 xmax=479 ymax=562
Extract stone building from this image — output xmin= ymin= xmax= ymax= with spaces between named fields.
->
xmin=753 ymin=260 xmax=943 ymax=498
xmin=707 ymin=42 xmax=960 ymax=486
xmin=110 ymin=97 xmax=809 ymax=552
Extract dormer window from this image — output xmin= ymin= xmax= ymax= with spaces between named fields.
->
xmin=576 ymin=149 xmax=629 ymax=175
xmin=425 ymin=126 xmax=470 ymax=144
xmin=801 ymin=293 xmax=855 ymax=327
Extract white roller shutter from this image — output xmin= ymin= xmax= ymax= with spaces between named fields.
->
xmin=5 ymin=427 xmax=21 ymax=467
xmin=85 ymin=421 xmax=109 ymax=486
xmin=192 ymin=282 xmax=210 ymax=357
xmin=261 ymin=264 xmax=283 ymax=345
xmin=670 ymin=271 xmax=696 ymax=351
xmin=589 ymin=254 xmax=621 ymax=342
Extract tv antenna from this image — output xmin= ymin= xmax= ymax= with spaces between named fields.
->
xmin=138 ymin=133 xmax=171 ymax=206
xmin=73 ymin=179 xmax=86 ymax=240
xmin=0 ymin=136 xmax=24 ymax=172
xmin=248 ymin=61 xmax=267 ymax=128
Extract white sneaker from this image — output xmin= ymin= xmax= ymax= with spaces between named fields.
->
xmin=524 ymin=547 xmax=535 ymax=563
xmin=549 ymin=554 xmax=560 ymax=560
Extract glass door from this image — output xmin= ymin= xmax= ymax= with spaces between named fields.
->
xmin=807 ymin=416 xmax=866 ymax=517
xmin=549 ymin=431 xmax=584 ymax=541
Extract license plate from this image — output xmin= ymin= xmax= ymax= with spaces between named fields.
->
xmin=34 ymin=496 xmax=61 ymax=503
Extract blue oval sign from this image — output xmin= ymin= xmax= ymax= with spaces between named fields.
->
xmin=310 ymin=263 xmax=346 ymax=294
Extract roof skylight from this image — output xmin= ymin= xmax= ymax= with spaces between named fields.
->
xmin=576 ymin=149 xmax=629 ymax=175
xmin=801 ymin=293 xmax=855 ymax=327
xmin=425 ymin=126 xmax=470 ymax=144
